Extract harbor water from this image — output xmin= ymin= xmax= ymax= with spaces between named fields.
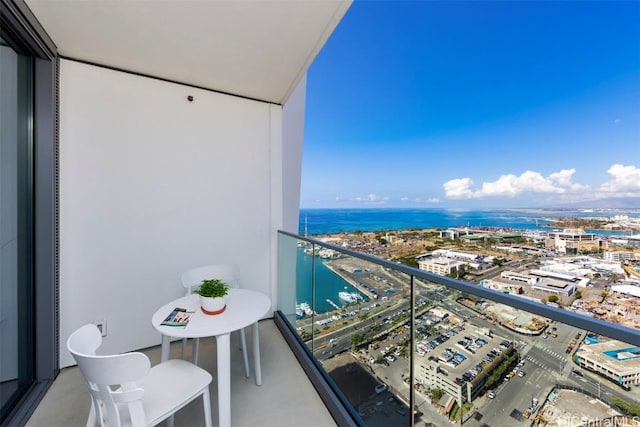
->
xmin=295 ymin=247 xmax=362 ymax=314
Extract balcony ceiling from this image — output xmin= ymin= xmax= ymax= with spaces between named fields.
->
xmin=25 ymin=0 xmax=351 ymax=105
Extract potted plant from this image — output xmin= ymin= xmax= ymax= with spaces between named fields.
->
xmin=194 ymin=278 xmax=229 ymax=315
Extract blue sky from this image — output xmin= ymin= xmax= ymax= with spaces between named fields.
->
xmin=301 ymin=1 xmax=640 ymax=209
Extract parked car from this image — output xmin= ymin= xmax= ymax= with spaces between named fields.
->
xmin=375 ymin=384 xmax=388 ymax=394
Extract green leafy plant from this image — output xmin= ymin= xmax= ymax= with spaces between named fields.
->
xmin=194 ymin=279 xmax=229 ymax=298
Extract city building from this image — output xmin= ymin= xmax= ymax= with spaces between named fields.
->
xmin=531 ymin=281 xmax=576 ymax=297
xmin=576 ymin=340 xmax=640 ymax=389
xmin=529 ymin=269 xmax=591 ymax=288
xmin=460 ymin=234 xmax=487 ymax=244
xmin=539 ymin=257 xmax=609 ymax=281
xmin=440 ymin=229 xmax=462 ymax=239
xmin=417 ymin=326 xmax=513 ymax=403
xmin=419 ymin=257 xmax=467 ymax=276
xmin=603 ymin=251 xmax=636 ymax=262
xmin=501 ymin=271 xmax=539 ymax=285
xmin=545 ymin=229 xmax=601 ymax=255
xmin=432 ymin=249 xmax=483 ymax=262
xmin=480 ymin=279 xmax=524 ymax=295
xmin=611 ymin=285 xmax=640 ymax=299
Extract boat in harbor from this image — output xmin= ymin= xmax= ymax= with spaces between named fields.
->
xmin=296 ymin=302 xmax=314 ymax=318
xmin=303 ymin=246 xmax=340 ymax=259
xmin=338 ymin=291 xmax=363 ymax=303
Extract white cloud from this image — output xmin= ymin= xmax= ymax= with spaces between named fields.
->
xmin=443 ymin=168 xmax=591 ymax=199
xmin=443 ymin=178 xmax=475 ymax=199
xmin=352 ymin=194 xmax=388 ymax=204
xmin=549 ymin=169 xmax=590 ymax=192
xmin=399 ymin=196 xmax=441 ymax=204
xmin=479 ymin=170 xmax=566 ymax=196
xmin=599 ymin=164 xmax=640 ymax=195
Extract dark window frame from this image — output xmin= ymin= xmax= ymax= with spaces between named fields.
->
xmin=0 ymin=1 xmax=58 ymax=425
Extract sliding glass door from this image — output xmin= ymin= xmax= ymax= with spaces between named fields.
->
xmin=0 ymin=35 xmax=35 ymax=423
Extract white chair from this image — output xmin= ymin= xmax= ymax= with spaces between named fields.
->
xmin=180 ymin=264 xmax=252 ymax=380
xmin=67 ymin=324 xmax=213 ymax=427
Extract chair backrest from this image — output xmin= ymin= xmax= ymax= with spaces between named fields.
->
xmin=181 ymin=264 xmax=241 ymax=295
xmin=67 ymin=324 xmax=151 ymax=427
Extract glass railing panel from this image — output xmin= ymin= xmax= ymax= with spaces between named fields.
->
xmin=277 ymin=232 xmax=640 ymax=427
xmin=278 ymin=233 xmax=413 ymax=425
xmin=277 ymin=233 xmax=305 ymax=326
xmin=322 ymin=255 xmax=412 ymax=426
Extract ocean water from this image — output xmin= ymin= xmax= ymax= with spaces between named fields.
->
xmin=294 ymin=208 xmax=633 ymax=313
xmin=298 ymin=208 xmax=630 ymax=236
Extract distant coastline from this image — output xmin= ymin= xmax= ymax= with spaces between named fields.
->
xmin=298 ymin=208 xmax=639 ymax=236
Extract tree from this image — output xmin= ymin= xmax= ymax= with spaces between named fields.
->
xmin=351 ymin=333 xmax=364 ymax=350
xmin=399 ymin=346 xmax=408 ymax=358
xmin=548 ymin=295 xmax=559 ymax=304
xmin=457 ymin=264 xmax=469 ymax=279
xmin=398 ymin=256 xmax=418 ymax=268
xmin=462 ymin=401 xmax=474 ymax=415
xmin=574 ymin=291 xmax=582 ymax=299
xmin=430 ymin=388 xmax=444 ymax=402
xmin=429 ymin=324 xmax=439 ymax=336
xmin=612 ymin=397 xmax=640 ymax=417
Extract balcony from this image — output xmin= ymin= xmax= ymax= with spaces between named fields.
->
xmin=26 ymin=232 xmax=640 ymax=426
xmin=25 ymin=320 xmax=336 ymax=427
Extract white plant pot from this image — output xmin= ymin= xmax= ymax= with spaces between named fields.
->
xmin=199 ymin=295 xmax=227 ymax=315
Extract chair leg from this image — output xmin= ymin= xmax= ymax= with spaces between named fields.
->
xmin=86 ymin=400 xmax=97 ymax=427
xmin=252 ymin=322 xmax=262 ymax=386
xmin=181 ymin=338 xmax=187 ymax=360
xmin=202 ymin=388 xmax=213 ymax=427
xmin=239 ymin=328 xmax=250 ymax=378
xmin=192 ymin=338 xmax=200 ymax=365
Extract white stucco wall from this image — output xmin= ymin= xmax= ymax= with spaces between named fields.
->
xmin=59 ymin=59 xmax=294 ymax=367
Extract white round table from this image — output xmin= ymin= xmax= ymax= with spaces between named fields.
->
xmin=152 ymin=288 xmax=271 ymax=427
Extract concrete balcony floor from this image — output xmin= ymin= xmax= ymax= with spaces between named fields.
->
xmin=26 ymin=320 xmax=336 ymax=427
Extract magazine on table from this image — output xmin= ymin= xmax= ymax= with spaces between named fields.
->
xmin=161 ymin=307 xmax=193 ymax=327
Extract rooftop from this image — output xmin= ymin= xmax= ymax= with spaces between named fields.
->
xmin=578 ymin=339 xmax=640 ymax=375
